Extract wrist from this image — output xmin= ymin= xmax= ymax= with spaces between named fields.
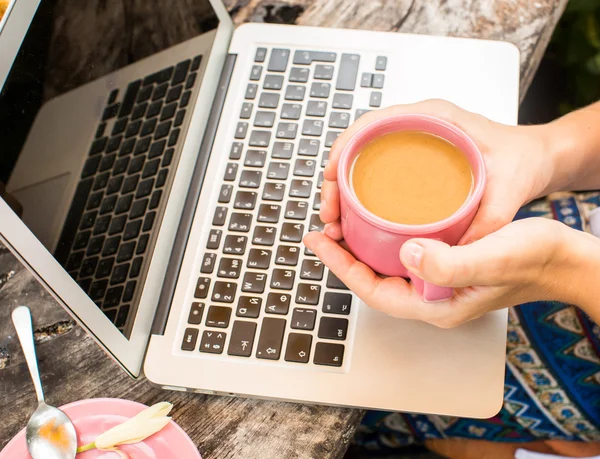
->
xmin=535 ymin=121 xmax=575 ymax=196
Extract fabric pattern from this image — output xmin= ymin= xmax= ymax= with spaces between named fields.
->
xmin=354 ymin=192 xmax=600 ymax=452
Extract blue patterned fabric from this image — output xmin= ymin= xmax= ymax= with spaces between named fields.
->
xmin=354 ymin=192 xmax=600 ymax=452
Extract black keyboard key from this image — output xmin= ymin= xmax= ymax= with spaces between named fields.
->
xmin=93 ymin=215 xmax=111 ymax=235
xmin=285 ymin=200 xmax=308 ymax=220
xmin=87 ymin=191 xmax=103 ymax=210
xmin=326 ymin=271 xmax=349 ymax=290
xmin=142 ymin=211 xmax=155 ymax=232
xmin=162 ymin=148 xmax=174 ymax=167
xmin=212 ymin=281 xmax=237 ymax=303
xmin=108 ymin=88 xmax=119 ymax=104
xmin=247 ymin=248 xmax=271 ymax=269
xmin=77 ymin=278 xmax=92 ymax=294
xmin=325 ymin=131 xmax=341 ymax=147
xmin=137 ymin=85 xmax=153 ymax=103
xmin=129 ymin=156 xmax=145 ymax=174
xmin=281 ymin=103 xmax=302 ymax=120
xmin=372 ymin=74 xmax=384 ymax=89
xmin=308 ymin=214 xmax=324 ymax=233
xmin=235 ymin=122 xmax=248 ymax=139
xmin=228 ymin=321 xmax=257 ymax=357
xmin=229 ymin=212 xmax=252 ymax=232
xmin=369 ymin=91 xmax=382 ymax=107
xmin=285 ymin=85 xmax=305 ymax=101
xmin=267 ymin=48 xmax=290 ymax=72
xmin=267 ymin=162 xmax=290 ymax=180
xmin=89 ymin=279 xmax=108 ymax=301
xmin=149 ymin=189 xmax=162 ymax=210
xmin=130 ymin=257 xmax=143 ymax=278
xmin=310 ymin=82 xmax=330 ymax=99
xmin=144 ymin=66 xmax=174 ymax=86
xmin=110 ymin=263 xmax=129 ymax=285
xmin=302 ymin=119 xmax=324 ymax=137
xmin=252 ymin=226 xmax=276 ymax=246
xmin=148 ymin=140 xmax=166 ymax=159
xmin=123 ymin=281 xmax=136 ymax=302
xmin=161 ymin=102 xmax=178 ymax=121
xmin=250 ymin=65 xmax=262 ymax=81
xmin=195 ymin=277 xmax=211 ymax=299
xmin=188 ymin=302 xmax=205 ymax=325
xmin=233 ymin=191 xmax=257 ymax=210
xmin=218 ymin=184 xmax=233 ymax=204
xmin=212 ymin=206 xmax=228 ymax=226
xmin=172 ymin=59 xmax=191 ymax=85
xmin=245 ymin=83 xmax=258 ymax=100
xmin=89 ymin=137 xmax=108 ymax=156
xmin=262 ymin=182 xmax=285 ymax=201
xmin=300 ymin=259 xmax=324 ymax=281
xmin=296 ymin=283 xmax=320 ymax=305
xmin=332 ymin=93 xmax=353 ymax=110
xmin=293 ymin=50 xmax=337 ymax=64
xmin=317 ymin=171 xmax=324 ymax=188
xmin=336 ymin=54 xmax=360 ymax=91
xmin=141 ymin=119 xmax=158 ymax=138
xmin=298 ymin=139 xmax=319 ymax=157
xmin=242 ymin=272 xmax=267 ymax=293
xmin=275 ymin=245 xmax=300 ymax=266
xmin=323 ymin=292 xmax=352 ymax=315
xmin=119 ymin=80 xmax=141 ymax=118
xmin=156 ymin=169 xmax=168 ymax=187
xmin=239 ymin=170 xmax=261 ymax=189
xmin=218 ymin=257 xmax=242 ymax=279
xmin=112 ymin=157 xmax=129 ymax=178
xmin=249 ymin=130 xmax=271 ymax=147
xmin=255 ymin=47 xmax=267 ymax=62
xmin=257 ymin=204 xmax=281 ymax=223
xmin=180 ymin=91 xmax=191 ymax=108
xmin=103 ymin=103 xmax=120 ymax=120
xmin=166 ymin=84 xmax=183 ymax=104
xmin=134 ymin=136 xmax=152 ymax=155
xmin=191 ymin=55 xmax=202 ymax=71
xmin=240 ymin=102 xmax=253 ymax=119
xmin=142 ymin=158 xmax=160 ymax=178
xmin=115 ymin=194 xmax=134 ymax=214
xmin=95 ymin=257 xmax=114 ymax=279
xmin=112 ymin=118 xmax=128 ymax=136
xmin=206 ymin=305 xmax=232 ymax=328
xmin=272 ymin=141 xmax=293 ymax=159
xmin=275 ymin=122 xmax=298 ymax=140
xmin=153 ymin=82 xmax=168 ymax=101
xmin=318 ymin=316 xmax=348 ymax=340
xmin=256 ymin=317 xmax=286 ymax=360
xmin=265 ymin=292 xmax=291 ymax=315
xmin=360 ymin=72 xmax=373 ymax=88
xmin=102 ymin=236 xmax=121 ymax=257
xmin=81 ymin=156 xmax=102 ymax=178
xmin=291 ymin=308 xmax=316 ymax=330
xmin=289 ymin=67 xmax=309 ymax=82
xmin=117 ymin=241 xmax=136 ymax=262
xmin=230 ymin=142 xmax=243 ymax=160
xmin=136 ymin=178 xmax=154 ymax=198
xmin=122 ymin=175 xmax=139 ymax=194
xmin=244 ymin=149 xmax=267 ymax=167
xmin=93 ymin=173 xmax=110 ymax=191
xmin=155 ymin=120 xmax=172 ymax=140
xmin=224 ymin=163 xmax=239 ymax=182
xmin=73 ymin=231 xmax=91 ymax=251
xmin=222 ymin=234 xmax=247 ymax=255
xmin=136 ymin=233 xmax=149 ymax=254
xmin=79 ymin=211 xmax=97 ymax=230
xmin=181 ymin=328 xmax=199 ymax=351
xmin=147 ymin=100 xmax=163 ymax=119
xmin=207 ymin=229 xmax=222 ymax=250
xmin=263 ymin=74 xmax=283 ymax=90
xmin=237 ymin=296 xmax=262 ymax=318
xmin=258 ymin=92 xmax=279 ymax=109
xmin=103 ymin=309 xmax=118 ymax=322
xmin=280 ymin=222 xmax=304 ymax=242
xmin=289 ymin=179 xmax=312 ymax=198
xmin=314 ymin=64 xmax=334 ymax=80
xmin=115 ymin=305 xmax=129 ymax=328
xmin=270 ymin=268 xmax=295 ymax=290
xmin=329 ymin=111 xmax=351 ymax=128
xmin=199 ymin=330 xmax=226 ymax=354
xmin=79 ymin=256 xmax=98 ymax=278
xmin=201 ymin=253 xmax=216 ymax=274
xmin=254 ymin=111 xmax=275 ymax=127
xmin=131 ymin=103 xmax=147 ymax=121
xmin=186 ymin=72 xmax=197 ymax=89
xmin=86 ymin=235 xmax=105 ymax=256
xmin=99 ymin=196 xmax=117 ymax=215
xmin=123 ymin=220 xmax=142 ymax=241
xmin=321 ymin=150 xmax=330 ymax=168
xmin=314 ymin=342 xmax=344 ymax=366
xmin=285 ymin=333 xmax=312 ymax=363
xmin=306 ymin=100 xmax=327 ymax=117
xmin=66 ymin=251 xmax=84 ymax=271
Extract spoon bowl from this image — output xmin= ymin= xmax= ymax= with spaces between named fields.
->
xmin=12 ymin=306 xmax=77 ymax=459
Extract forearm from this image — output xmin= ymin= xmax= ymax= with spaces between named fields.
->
xmin=540 ymin=101 xmax=600 ymax=194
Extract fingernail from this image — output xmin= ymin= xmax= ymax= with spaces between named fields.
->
xmin=403 ymin=243 xmax=423 ymax=269
xmin=323 ymin=223 xmax=331 ymax=234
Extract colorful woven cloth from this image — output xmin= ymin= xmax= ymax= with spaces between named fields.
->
xmin=354 ymin=192 xmax=600 ymax=452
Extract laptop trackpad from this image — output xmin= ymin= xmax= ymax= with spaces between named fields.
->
xmin=11 ymin=173 xmax=72 ymax=252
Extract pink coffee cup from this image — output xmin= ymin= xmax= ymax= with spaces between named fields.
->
xmin=337 ymin=114 xmax=486 ymax=302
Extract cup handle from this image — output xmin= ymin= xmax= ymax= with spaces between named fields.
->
xmin=408 ymin=274 xmax=454 ymax=303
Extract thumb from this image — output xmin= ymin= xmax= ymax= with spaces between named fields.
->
xmin=400 ymin=238 xmax=494 ymax=288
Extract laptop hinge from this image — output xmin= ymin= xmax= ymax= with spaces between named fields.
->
xmin=151 ymin=53 xmax=237 ymax=335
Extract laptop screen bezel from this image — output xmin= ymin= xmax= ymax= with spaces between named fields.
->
xmin=0 ymin=0 xmax=234 ymax=377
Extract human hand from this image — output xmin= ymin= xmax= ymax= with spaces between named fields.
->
xmin=304 ymin=217 xmax=576 ymax=328
xmin=320 ymin=99 xmax=552 ymax=244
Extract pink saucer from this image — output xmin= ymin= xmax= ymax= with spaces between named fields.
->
xmin=0 ymin=398 xmax=201 ymax=459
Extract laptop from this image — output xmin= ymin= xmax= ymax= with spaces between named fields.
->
xmin=0 ymin=0 xmax=518 ymax=417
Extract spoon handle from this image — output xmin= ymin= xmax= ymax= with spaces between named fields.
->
xmin=12 ymin=306 xmax=45 ymax=403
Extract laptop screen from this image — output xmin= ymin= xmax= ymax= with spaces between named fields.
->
xmin=0 ymin=0 xmax=220 ymax=337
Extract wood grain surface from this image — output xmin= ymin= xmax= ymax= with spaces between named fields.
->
xmin=1 ymin=0 xmax=567 ymax=456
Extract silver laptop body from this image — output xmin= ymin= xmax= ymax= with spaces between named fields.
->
xmin=0 ymin=0 xmax=518 ymax=417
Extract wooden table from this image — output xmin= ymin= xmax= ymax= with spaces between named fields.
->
xmin=1 ymin=0 xmax=567 ymax=456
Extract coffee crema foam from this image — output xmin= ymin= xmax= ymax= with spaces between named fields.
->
xmin=350 ymin=130 xmax=473 ymax=225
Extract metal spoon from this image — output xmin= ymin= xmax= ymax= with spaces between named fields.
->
xmin=12 ymin=306 xmax=77 ymax=459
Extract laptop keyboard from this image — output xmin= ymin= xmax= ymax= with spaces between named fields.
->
xmin=55 ymin=55 xmax=203 ymax=334
xmin=181 ymin=47 xmax=387 ymax=368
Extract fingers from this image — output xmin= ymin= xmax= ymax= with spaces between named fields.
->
xmin=323 ymin=221 xmax=343 ymax=241
xmin=320 ymin=179 xmax=340 ymax=224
